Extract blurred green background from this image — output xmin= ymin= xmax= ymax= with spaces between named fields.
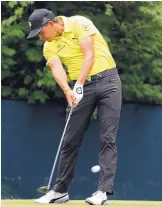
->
xmin=1 ymin=1 xmax=162 ymax=104
xmin=1 ymin=2 xmax=162 ymax=201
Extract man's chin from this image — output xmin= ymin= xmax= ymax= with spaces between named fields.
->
xmin=47 ymin=37 xmax=55 ymax=41
xmin=39 ymin=37 xmax=47 ymax=41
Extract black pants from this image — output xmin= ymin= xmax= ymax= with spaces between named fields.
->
xmin=53 ymin=68 xmax=122 ymax=194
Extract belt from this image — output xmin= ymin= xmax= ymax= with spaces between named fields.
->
xmin=70 ymin=68 xmax=118 ymax=86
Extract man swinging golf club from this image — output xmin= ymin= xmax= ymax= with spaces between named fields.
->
xmin=27 ymin=9 xmax=122 ymax=205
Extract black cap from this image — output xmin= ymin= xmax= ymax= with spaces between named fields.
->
xmin=27 ymin=9 xmax=55 ymax=39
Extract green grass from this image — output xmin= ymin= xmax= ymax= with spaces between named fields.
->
xmin=1 ymin=200 xmax=162 ymax=207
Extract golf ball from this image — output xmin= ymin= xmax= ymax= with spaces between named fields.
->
xmin=91 ymin=165 xmax=101 ymax=173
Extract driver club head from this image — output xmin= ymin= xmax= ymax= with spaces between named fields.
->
xmin=37 ymin=186 xmax=50 ymax=194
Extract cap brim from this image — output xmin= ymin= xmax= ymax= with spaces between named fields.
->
xmin=26 ymin=28 xmax=41 ymax=39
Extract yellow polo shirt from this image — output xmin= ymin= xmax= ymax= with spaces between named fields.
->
xmin=43 ymin=15 xmax=116 ymax=80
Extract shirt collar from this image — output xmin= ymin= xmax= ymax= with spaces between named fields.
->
xmin=57 ymin=16 xmax=71 ymax=33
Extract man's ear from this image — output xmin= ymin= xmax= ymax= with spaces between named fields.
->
xmin=48 ymin=21 xmax=55 ymax=27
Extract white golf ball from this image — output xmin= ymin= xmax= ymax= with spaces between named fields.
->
xmin=91 ymin=165 xmax=101 ymax=173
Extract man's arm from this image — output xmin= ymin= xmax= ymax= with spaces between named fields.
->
xmin=49 ymin=58 xmax=76 ymax=107
xmin=76 ymin=35 xmax=95 ymax=85
xmin=48 ymin=58 xmax=71 ymax=93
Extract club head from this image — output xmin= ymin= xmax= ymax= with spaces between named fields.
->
xmin=37 ymin=186 xmax=50 ymax=194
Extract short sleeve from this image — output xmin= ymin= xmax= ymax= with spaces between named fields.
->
xmin=43 ymin=42 xmax=59 ymax=66
xmin=73 ymin=17 xmax=98 ymax=40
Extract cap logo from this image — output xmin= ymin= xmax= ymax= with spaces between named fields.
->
xmin=42 ymin=17 xmax=50 ymax=25
xmin=28 ymin=22 xmax=32 ymax=29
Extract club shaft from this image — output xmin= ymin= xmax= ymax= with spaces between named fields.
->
xmin=47 ymin=105 xmax=74 ymax=190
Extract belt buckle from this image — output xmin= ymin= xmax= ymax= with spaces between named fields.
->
xmin=87 ymin=76 xmax=92 ymax=82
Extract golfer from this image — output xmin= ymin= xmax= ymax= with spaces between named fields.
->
xmin=27 ymin=9 xmax=122 ymax=205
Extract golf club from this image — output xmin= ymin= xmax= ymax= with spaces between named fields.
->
xmin=37 ymin=103 xmax=75 ymax=194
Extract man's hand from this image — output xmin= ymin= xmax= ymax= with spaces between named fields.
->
xmin=64 ymin=89 xmax=76 ymax=107
xmin=73 ymin=83 xmax=84 ymax=106
xmin=64 ymin=84 xmax=83 ymax=107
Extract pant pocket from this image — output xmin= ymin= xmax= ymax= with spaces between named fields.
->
xmin=109 ymin=74 xmax=120 ymax=83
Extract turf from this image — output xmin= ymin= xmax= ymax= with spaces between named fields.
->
xmin=1 ymin=200 xmax=162 ymax=207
